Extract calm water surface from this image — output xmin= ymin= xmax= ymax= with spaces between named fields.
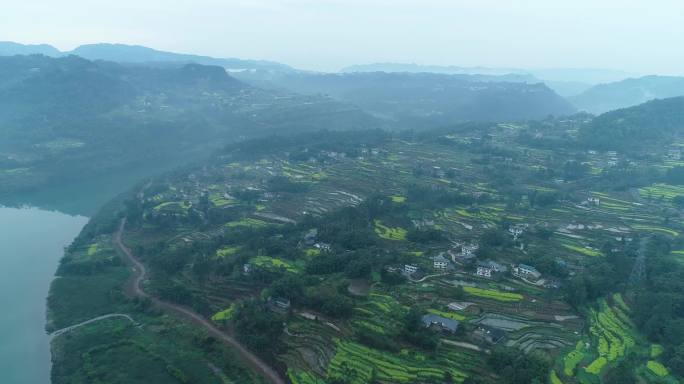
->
xmin=0 ymin=207 xmax=87 ymax=384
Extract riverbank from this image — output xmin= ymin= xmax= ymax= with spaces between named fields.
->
xmin=0 ymin=207 xmax=87 ymax=384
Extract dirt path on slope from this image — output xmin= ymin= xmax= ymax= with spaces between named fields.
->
xmin=114 ymin=218 xmax=286 ymax=384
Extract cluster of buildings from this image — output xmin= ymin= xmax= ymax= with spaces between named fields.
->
xmin=420 ymin=314 xmax=506 ymax=345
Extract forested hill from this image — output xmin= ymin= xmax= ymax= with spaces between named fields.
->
xmin=579 ymin=96 xmax=684 ymax=150
xmin=571 ymin=75 xmax=684 ymax=114
xmin=233 ymin=71 xmax=577 ymax=129
xmin=0 ymin=55 xmax=379 ymax=205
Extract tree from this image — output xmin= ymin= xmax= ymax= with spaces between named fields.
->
xmin=400 ymin=307 xmax=437 ymax=350
xmin=233 ymin=300 xmax=284 ymax=359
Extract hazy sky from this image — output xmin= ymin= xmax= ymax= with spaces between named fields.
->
xmin=1 ymin=0 xmax=683 ymax=74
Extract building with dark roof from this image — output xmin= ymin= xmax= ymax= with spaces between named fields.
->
xmin=421 ymin=314 xmax=459 ymax=333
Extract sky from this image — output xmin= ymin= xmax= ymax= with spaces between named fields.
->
xmin=1 ymin=0 xmax=683 ymax=74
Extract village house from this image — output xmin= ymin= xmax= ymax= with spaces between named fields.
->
xmin=476 ymin=265 xmax=492 ymax=278
xmin=449 ymin=242 xmax=479 ymax=263
xmin=462 ymin=244 xmax=479 ymax=256
xmin=314 ymin=242 xmax=331 ymax=252
xmin=476 ymin=260 xmax=507 ymax=278
xmin=243 ymin=263 xmax=252 ymax=275
xmin=513 ymin=263 xmax=541 ymax=281
xmin=587 ymin=196 xmax=600 ymax=206
xmin=433 ymin=254 xmax=450 ymax=270
xmin=421 ymin=314 xmax=459 ymax=333
xmin=404 ymin=264 xmax=419 ymax=275
xmin=508 ymin=224 xmax=526 ymax=240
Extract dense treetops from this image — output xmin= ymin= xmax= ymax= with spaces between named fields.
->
xmin=579 ymin=96 xmax=684 ymax=150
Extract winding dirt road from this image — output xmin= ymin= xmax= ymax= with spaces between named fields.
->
xmin=114 ymin=218 xmax=286 ymax=384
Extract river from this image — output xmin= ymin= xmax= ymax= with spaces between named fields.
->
xmin=0 ymin=207 xmax=87 ymax=384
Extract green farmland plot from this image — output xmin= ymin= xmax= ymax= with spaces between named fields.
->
xmin=639 ymin=183 xmax=684 ymax=200
xmin=562 ymin=341 xmax=586 ymax=376
xmin=374 ymin=220 xmax=407 ymax=241
xmin=250 ymin=255 xmax=299 ymax=273
xmin=216 ymin=246 xmax=239 ymax=258
xmin=463 ymin=286 xmax=523 ymax=302
xmin=562 ymin=243 xmax=602 ymax=257
xmin=647 ymin=360 xmax=669 ymax=377
xmin=632 ymin=225 xmax=679 ymax=237
xmin=211 ymin=303 xmax=236 ymax=322
xmin=326 ymin=340 xmax=471 ymax=384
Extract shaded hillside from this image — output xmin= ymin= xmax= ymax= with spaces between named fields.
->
xmin=0 ymin=55 xmax=379 ymax=200
xmin=579 ymin=96 xmax=684 ymax=150
xmin=571 ymin=75 xmax=684 ymax=114
xmin=235 ymin=71 xmax=576 ymax=129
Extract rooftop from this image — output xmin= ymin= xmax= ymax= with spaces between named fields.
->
xmin=421 ymin=314 xmax=459 ymax=332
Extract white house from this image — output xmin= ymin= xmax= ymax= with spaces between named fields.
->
xmin=462 ymin=244 xmax=479 ymax=256
xmin=508 ymin=225 xmax=524 ymax=239
xmin=433 ymin=254 xmax=450 ymax=270
xmin=404 ymin=264 xmax=419 ymax=274
xmin=476 ymin=266 xmax=492 ymax=278
xmin=314 ymin=242 xmax=331 ymax=252
xmin=587 ymin=197 xmax=600 ymax=206
xmin=476 ymin=260 xmax=507 ymax=278
xmin=243 ymin=263 xmax=252 ymax=274
xmin=513 ymin=264 xmax=541 ymax=280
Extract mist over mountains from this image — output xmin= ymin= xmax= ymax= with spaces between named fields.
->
xmin=0 ymin=54 xmax=377 ymax=199
xmin=343 ymin=62 xmax=637 ymax=97
xmin=3 ymin=40 xmax=684 ymax=203
xmin=234 ymin=70 xmax=576 ymax=129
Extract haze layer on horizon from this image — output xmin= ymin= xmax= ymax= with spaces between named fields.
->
xmin=1 ymin=0 xmax=682 ymax=75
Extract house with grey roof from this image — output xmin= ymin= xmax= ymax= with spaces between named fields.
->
xmin=421 ymin=314 xmax=459 ymax=333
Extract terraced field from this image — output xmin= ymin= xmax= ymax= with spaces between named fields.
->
xmin=326 ymin=340 xmax=473 ymax=384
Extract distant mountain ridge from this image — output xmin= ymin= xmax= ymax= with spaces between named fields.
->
xmin=570 ymin=75 xmax=684 ymax=114
xmin=343 ymin=62 xmax=634 ymax=83
xmin=234 ymin=70 xmax=576 ymax=128
xmin=0 ymin=41 xmax=293 ymax=71
xmin=343 ymin=63 xmax=639 ymax=97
